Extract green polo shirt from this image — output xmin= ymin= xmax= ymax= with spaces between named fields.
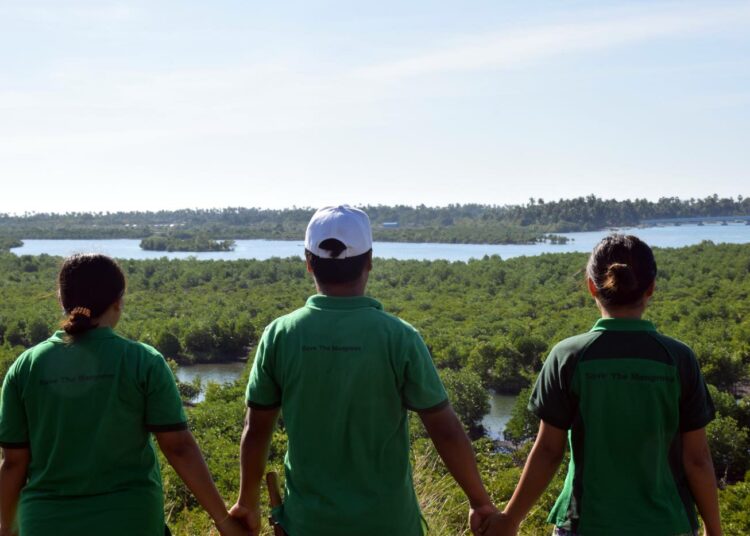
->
xmin=0 ymin=328 xmax=187 ymax=536
xmin=529 ymin=318 xmax=715 ymax=535
xmin=246 ymin=295 xmax=448 ymax=536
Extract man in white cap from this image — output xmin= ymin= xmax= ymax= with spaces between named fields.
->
xmin=230 ymin=205 xmax=496 ymax=535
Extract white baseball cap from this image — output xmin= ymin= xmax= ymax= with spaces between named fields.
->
xmin=305 ymin=205 xmax=373 ymax=259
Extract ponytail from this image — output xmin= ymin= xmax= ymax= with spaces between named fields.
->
xmin=61 ymin=307 xmax=95 ymax=337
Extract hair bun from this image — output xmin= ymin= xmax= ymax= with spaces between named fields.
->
xmin=602 ymin=262 xmax=637 ymax=294
xmin=586 ymin=234 xmax=657 ymax=307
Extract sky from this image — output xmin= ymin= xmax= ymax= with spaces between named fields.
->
xmin=1 ymin=0 xmax=748 ymax=213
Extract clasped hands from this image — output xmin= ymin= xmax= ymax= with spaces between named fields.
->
xmin=471 ymin=508 xmax=520 ymax=536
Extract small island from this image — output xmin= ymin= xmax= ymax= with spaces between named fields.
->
xmin=140 ymin=233 xmax=235 ymax=252
xmin=0 ymin=238 xmax=23 ymax=252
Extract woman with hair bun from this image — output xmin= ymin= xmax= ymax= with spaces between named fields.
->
xmin=483 ymin=235 xmax=722 ymax=536
xmin=0 ymin=254 xmax=247 ymax=536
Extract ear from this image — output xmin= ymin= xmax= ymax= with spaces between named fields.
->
xmin=112 ymin=297 xmax=124 ymax=313
xmin=366 ymin=251 xmax=373 ymax=272
xmin=586 ymin=277 xmax=598 ymax=298
xmin=643 ymin=280 xmax=656 ymax=299
xmin=305 ymin=257 xmax=313 ymax=274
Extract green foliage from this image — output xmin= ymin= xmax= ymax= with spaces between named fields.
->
xmin=140 ymin=232 xmax=235 ymax=252
xmin=720 ymin=474 xmax=750 ymax=535
xmin=706 ymin=384 xmax=750 ymax=483
xmin=707 ymin=416 xmax=750 ymax=482
xmin=0 ymin=343 xmax=24 ymax=385
xmin=440 ymin=368 xmax=490 ymax=437
xmin=156 ymin=330 xmax=182 ymax=358
xmin=0 ymin=238 xmax=22 ymax=252
xmin=503 ymin=387 xmax=540 ymax=444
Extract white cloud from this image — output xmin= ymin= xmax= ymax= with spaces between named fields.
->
xmin=356 ymin=4 xmax=750 ymax=80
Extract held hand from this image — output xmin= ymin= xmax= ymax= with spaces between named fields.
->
xmin=216 ymin=514 xmax=252 ymax=536
xmin=228 ymin=503 xmax=261 ymax=535
xmin=469 ymin=503 xmax=498 ymax=535
xmin=478 ymin=512 xmax=520 ymax=536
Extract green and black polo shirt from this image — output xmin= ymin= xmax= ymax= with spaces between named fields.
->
xmin=529 ymin=318 xmax=715 ymax=535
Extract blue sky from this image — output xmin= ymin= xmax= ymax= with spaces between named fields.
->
xmin=1 ymin=0 xmax=748 ymax=213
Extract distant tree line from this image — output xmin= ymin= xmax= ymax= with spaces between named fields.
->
xmin=0 ymin=194 xmax=746 ymax=244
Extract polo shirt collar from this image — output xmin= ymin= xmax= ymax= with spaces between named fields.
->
xmin=306 ymin=294 xmax=383 ymax=311
xmin=590 ymin=318 xmax=656 ymax=332
xmin=51 ymin=327 xmax=117 ymax=341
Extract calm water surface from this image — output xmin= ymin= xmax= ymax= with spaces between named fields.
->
xmin=482 ymin=394 xmax=517 ymax=441
xmin=176 ymin=361 xmax=247 ymax=402
xmin=12 ymin=223 xmax=750 ymax=262
xmin=178 ymin=362 xmax=519 ymax=436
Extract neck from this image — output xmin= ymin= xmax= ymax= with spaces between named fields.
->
xmin=598 ymin=302 xmax=646 ymax=319
xmin=315 ymin=280 xmax=367 ymax=297
xmin=315 ymin=285 xmax=366 ymax=297
xmin=93 ymin=311 xmax=119 ymax=329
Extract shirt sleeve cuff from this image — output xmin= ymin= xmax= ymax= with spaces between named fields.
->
xmin=406 ymin=398 xmax=450 ymax=414
xmin=680 ymin=409 xmax=716 ymax=433
xmin=146 ymin=422 xmax=189 ymax=433
xmin=0 ymin=441 xmax=30 ymax=449
xmin=247 ymin=399 xmax=281 ymax=410
xmin=528 ymin=402 xmax=570 ymax=431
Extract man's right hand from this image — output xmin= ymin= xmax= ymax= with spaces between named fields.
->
xmin=469 ymin=503 xmax=499 ymax=534
xmin=228 ymin=503 xmax=261 ymax=535
xmin=478 ymin=512 xmax=520 ymax=536
xmin=216 ymin=514 xmax=253 ymax=536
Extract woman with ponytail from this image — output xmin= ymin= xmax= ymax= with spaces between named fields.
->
xmin=0 ymin=254 xmax=247 ymax=536
xmin=483 ymin=235 xmax=722 ymax=536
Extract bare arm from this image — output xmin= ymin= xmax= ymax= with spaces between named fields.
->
xmin=0 ymin=448 xmax=29 ymax=536
xmin=420 ymin=405 xmax=496 ymax=532
xmin=155 ymin=430 xmax=246 ymax=536
xmin=498 ymin=421 xmax=567 ymax=533
xmin=230 ymin=407 xmax=280 ymax=534
xmin=682 ymin=428 xmax=722 ymax=536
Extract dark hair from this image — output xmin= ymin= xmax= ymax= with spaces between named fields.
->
xmin=305 ymin=239 xmax=371 ymax=284
xmin=586 ymin=234 xmax=657 ymax=307
xmin=58 ymin=254 xmax=126 ymax=338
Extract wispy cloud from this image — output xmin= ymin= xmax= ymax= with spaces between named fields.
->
xmin=0 ymin=60 xmax=387 ymax=158
xmin=356 ymin=4 xmax=750 ymax=80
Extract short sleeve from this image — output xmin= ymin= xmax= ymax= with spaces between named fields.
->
xmin=144 ymin=353 xmax=187 ymax=432
xmin=678 ymin=349 xmax=716 ymax=432
xmin=246 ymin=327 xmax=282 ymax=409
xmin=0 ymin=368 xmax=30 ymax=448
xmin=402 ymin=331 xmax=448 ymax=413
xmin=528 ymin=348 xmax=578 ymax=430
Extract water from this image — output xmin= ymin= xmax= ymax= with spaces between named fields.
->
xmin=482 ymin=394 xmax=518 ymax=441
xmin=177 ymin=361 xmax=520 ymax=436
xmin=10 ymin=223 xmax=749 ymax=262
xmin=175 ymin=361 xmax=247 ymax=402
